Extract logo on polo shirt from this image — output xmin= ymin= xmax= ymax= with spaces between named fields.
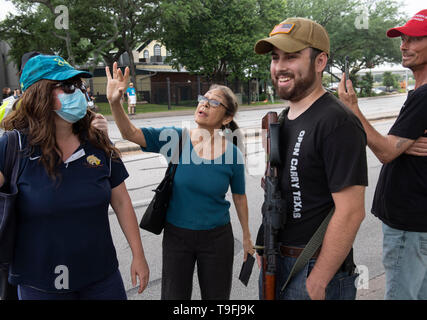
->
xmin=86 ymin=155 xmax=101 ymax=166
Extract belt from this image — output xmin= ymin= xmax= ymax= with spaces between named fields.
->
xmin=279 ymin=245 xmax=321 ymax=259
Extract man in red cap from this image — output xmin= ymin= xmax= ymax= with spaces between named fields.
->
xmin=339 ymin=9 xmax=427 ymax=300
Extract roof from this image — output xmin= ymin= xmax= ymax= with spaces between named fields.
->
xmin=136 ymin=40 xmax=153 ymax=52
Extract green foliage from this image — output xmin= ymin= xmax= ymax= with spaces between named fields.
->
xmin=0 ymin=3 xmax=62 ymax=65
xmin=0 ymin=0 xmax=159 ymax=82
xmin=1 ymin=0 xmax=408 ymax=91
xmin=359 ymin=72 xmax=373 ymax=95
xmin=157 ymin=0 xmax=286 ymax=82
xmin=0 ymin=0 xmax=117 ymax=66
xmin=382 ymin=71 xmax=398 ymax=91
xmin=285 ymin=0 xmax=405 ymax=76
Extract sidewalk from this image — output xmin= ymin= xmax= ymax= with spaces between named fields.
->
xmin=356 ymin=273 xmax=386 ymax=300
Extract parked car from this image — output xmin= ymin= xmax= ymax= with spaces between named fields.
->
xmin=373 ymin=86 xmax=387 ymax=94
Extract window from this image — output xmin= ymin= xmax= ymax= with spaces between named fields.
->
xmin=143 ymin=50 xmax=149 ymax=59
xmin=154 ymin=44 xmax=161 ymax=56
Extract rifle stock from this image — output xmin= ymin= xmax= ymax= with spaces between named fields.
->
xmin=261 ymin=112 xmax=283 ymax=300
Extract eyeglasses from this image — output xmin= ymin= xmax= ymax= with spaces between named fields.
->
xmin=197 ymin=95 xmax=224 ymax=108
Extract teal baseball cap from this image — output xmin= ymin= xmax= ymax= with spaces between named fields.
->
xmin=20 ymin=55 xmax=92 ymax=92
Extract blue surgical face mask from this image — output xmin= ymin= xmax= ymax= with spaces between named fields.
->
xmin=55 ymin=90 xmax=88 ymax=123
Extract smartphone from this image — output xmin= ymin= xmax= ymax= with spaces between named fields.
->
xmin=239 ymin=254 xmax=255 ymax=286
xmin=344 ymin=56 xmax=349 ymax=91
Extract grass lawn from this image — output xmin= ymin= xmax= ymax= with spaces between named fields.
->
xmin=95 ymin=100 xmax=274 ymax=115
xmin=94 ymin=102 xmax=195 ymax=115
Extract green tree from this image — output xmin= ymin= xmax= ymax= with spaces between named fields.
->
xmin=0 ymin=0 xmax=119 ymax=67
xmin=359 ymin=72 xmax=373 ymax=96
xmin=0 ymin=0 xmax=160 ymax=91
xmin=382 ymin=71 xmax=397 ymax=91
xmin=0 ymin=4 xmax=63 ymax=66
xmin=108 ymin=0 xmax=160 ymax=89
xmin=157 ymin=0 xmax=286 ymax=82
xmin=285 ymin=0 xmax=405 ymax=79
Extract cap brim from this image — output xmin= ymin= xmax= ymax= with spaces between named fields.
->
xmin=254 ymin=35 xmax=308 ymax=54
xmin=387 ymin=25 xmax=427 ymax=38
xmin=387 ymin=26 xmax=404 ymax=38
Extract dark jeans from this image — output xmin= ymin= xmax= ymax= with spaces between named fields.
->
xmin=17 ymin=269 xmax=127 ymax=300
xmin=161 ymin=222 xmax=234 ymax=300
xmin=259 ymin=255 xmax=358 ymax=300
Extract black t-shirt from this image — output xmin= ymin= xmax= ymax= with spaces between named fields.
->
xmin=372 ymin=84 xmax=427 ymax=232
xmin=278 ymin=92 xmax=368 ymax=245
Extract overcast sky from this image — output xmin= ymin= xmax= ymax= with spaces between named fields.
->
xmin=0 ymin=0 xmax=425 ymax=21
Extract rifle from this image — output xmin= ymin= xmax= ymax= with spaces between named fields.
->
xmin=260 ymin=112 xmax=284 ymax=300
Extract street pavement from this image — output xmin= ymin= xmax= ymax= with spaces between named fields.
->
xmin=108 ymin=94 xmax=406 ymax=300
xmin=112 ymin=94 xmax=403 ymax=153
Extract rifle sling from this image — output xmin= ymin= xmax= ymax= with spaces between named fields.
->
xmin=280 ymin=207 xmax=334 ymax=292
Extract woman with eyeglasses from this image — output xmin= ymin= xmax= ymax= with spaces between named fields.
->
xmin=106 ymin=62 xmax=254 ymax=300
xmin=0 ymin=55 xmax=149 ymax=300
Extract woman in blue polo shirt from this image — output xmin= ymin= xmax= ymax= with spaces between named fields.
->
xmin=106 ymin=62 xmax=254 ymax=300
xmin=0 ymin=55 xmax=149 ymax=300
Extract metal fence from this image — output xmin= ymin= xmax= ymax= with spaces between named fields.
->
xmin=92 ymin=78 xmax=270 ymax=108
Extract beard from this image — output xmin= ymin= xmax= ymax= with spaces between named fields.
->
xmin=272 ymin=63 xmax=317 ymax=102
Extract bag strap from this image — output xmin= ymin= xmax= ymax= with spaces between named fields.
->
xmin=3 ymin=130 xmax=20 ymax=187
xmin=168 ymin=128 xmax=187 ymax=177
xmin=280 ymin=206 xmax=334 ymax=292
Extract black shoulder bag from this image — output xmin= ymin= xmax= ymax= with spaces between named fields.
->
xmin=0 ymin=130 xmax=21 ymax=300
xmin=139 ymin=129 xmax=186 ymax=235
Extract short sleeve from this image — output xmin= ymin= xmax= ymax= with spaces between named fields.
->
xmin=322 ymin=121 xmax=368 ymax=193
xmin=141 ymin=127 xmax=182 ymax=157
xmin=389 ymin=87 xmax=427 ymax=140
xmin=109 ymin=157 xmax=129 ymax=189
xmin=230 ymin=146 xmax=246 ymax=194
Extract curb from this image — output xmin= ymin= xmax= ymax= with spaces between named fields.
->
xmin=104 ymin=93 xmax=407 ymax=121
xmin=105 ymin=102 xmax=288 ymax=121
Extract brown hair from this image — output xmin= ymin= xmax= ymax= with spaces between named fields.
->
xmin=1 ymin=79 xmax=120 ymax=181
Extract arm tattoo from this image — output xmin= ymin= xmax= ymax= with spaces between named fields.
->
xmin=396 ymin=138 xmax=409 ymax=150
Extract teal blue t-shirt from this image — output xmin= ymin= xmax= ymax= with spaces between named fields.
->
xmin=141 ymin=127 xmax=245 ymax=230
xmin=126 ymin=87 xmax=136 ymax=96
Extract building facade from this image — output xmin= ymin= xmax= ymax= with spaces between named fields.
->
xmin=0 ymin=41 xmax=19 ymax=96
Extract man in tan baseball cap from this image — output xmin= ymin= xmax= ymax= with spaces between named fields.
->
xmin=254 ymin=17 xmax=331 ymax=103
xmin=254 ymin=17 xmax=368 ymax=301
